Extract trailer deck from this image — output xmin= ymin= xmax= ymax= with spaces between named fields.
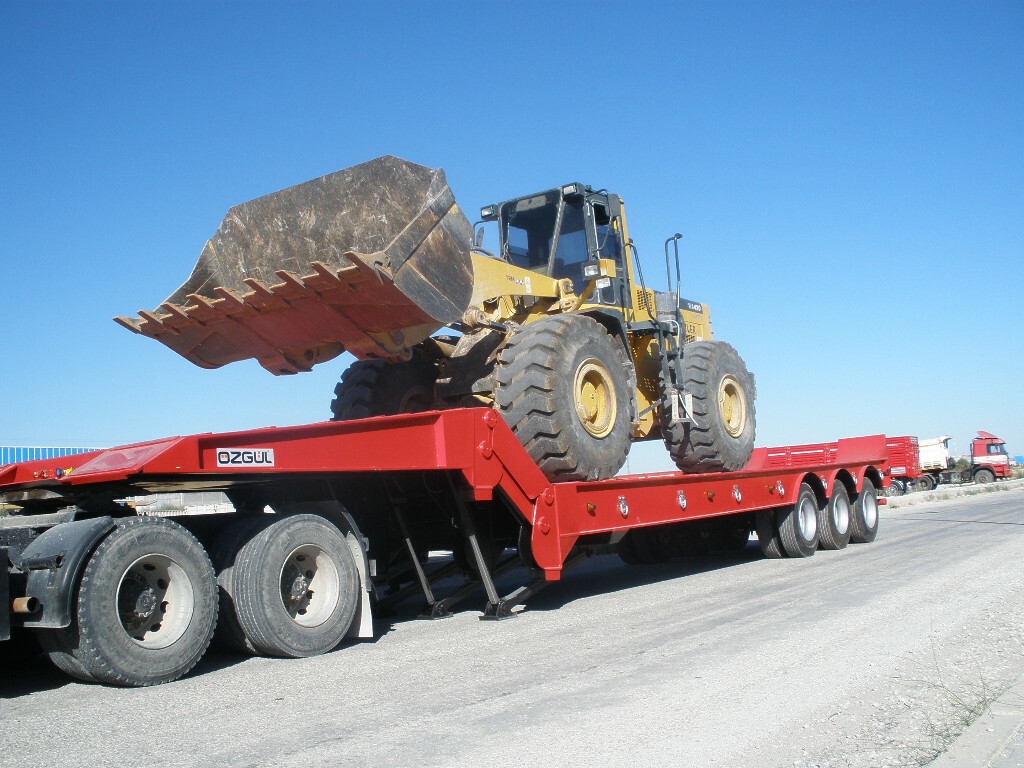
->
xmin=0 ymin=408 xmax=888 ymax=581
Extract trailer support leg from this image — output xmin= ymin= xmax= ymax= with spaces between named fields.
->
xmin=482 ymin=550 xmax=591 ymax=620
xmin=392 ymin=507 xmax=445 ymax=617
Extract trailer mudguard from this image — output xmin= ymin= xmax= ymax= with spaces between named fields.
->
xmin=19 ymin=516 xmax=115 ymax=629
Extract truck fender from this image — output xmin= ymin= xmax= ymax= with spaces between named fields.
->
xmin=18 ymin=516 xmax=115 ymax=629
xmin=337 ymin=508 xmax=375 ymax=640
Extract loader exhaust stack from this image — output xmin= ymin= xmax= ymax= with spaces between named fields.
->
xmin=116 ymin=156 xmax=474 ymax=374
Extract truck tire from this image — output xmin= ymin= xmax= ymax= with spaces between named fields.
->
xmin=850 ymin=478 xmax=879 ymax=543
xmin=231 ymin=514 xmax=359 ymax=658
xmin=665 ymin=341 xmax=755 ymax=474
xmin=211 ymin=516 xmax=273 ymax=654
xmin=918 ymin=474 xmax=935 ymax=491
xmin=36 ymin=626 xmax=97 ymax=682
xmin=44 ymin=517 xmax=217 ymax=686
xmin=818 ymin=482 xmax=851 ymax=550
xmin=495 ymin=315 xmax=632 ymax=482
xmin=755 ymin=508 xmax=786 ymax=558
xmin=778 ymin=483 xmax=819 ymax=558
xmin=974 ymin=468 xmax=995 ymax=484
xmin=330 ymin=356 xmax=436 ymax=420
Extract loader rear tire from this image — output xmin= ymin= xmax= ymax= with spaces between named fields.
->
xmin=665 ymin=341 xmax=755 ymax=474
xmin=330 ymin=356 xmax=436 ymax=421
xmin=495 ymin=315 xmax=632 ymax=482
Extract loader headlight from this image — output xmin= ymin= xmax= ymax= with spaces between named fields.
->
xmin=561 ymin=183 xmax=584 ymax=201
xmin=596 ymin=277 xmax=612 ymax=290
xmin=480 ymin=205 xmax=498 ymax=221
xmin=583 ymin=261 xmax=601 ymax=278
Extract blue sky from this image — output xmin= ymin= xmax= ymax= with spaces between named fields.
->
xmin=2 ymin=1 xmax=1022 ymax=471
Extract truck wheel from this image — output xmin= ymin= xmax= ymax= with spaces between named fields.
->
xmin=210 ymin=516 xmax=273 ymax=654
xmin=45 ymin=517 xmax=217 ymax=686
xmin=885 ymin=479 xmax=904 ymax=497
xmin=330 ymin=356 xmax=436 ymax=420
xmin=665 ymin=341 xmax=755 ymax=474
xmin=231 ymin=514 xmax=359 ymax=658
xmin=818 ymin=483 xmax=852 ymax=550
xmin=36 ymin=625 xmax=97 ymax=682
xmin=918 ymin=475 xmax=935 ymax=491
xmin=495 ymin=315 xmax=631 ymax=481
xmin=850 ymin=478 xmax=879 ymax=543
xmin=778 ymin=483 xmax=819 ymax=557
xmin=974 ymin=468 xmax=995 ymax=484
xmin=755 ymin=509 xmax=785 ymax=559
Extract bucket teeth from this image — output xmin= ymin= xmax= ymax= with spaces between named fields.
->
xmin=117 ymin=156 xmax=474 ymax=374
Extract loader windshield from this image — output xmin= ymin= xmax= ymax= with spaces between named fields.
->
xmin=501 ymin=191 xmax=590 ymax=290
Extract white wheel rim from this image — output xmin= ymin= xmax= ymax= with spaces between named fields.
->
xmin=799 ymin=497 xmax=818 ymax=541
xmin=116 ymin=555 xmax=195 ymax=650
xmin=280 ymin=544 xmax=340 ymax=627
xmin=862 ymin=493 xmax=878 ymax=529
xmin=834 ymin=495 xmax=850 ymax=535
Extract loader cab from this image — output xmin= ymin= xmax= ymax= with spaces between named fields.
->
xmin=483 ymin=184 xmax=627 ymax=302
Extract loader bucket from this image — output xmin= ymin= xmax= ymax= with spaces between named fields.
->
xmin=115 ymin=156 xmax=474 ymax=374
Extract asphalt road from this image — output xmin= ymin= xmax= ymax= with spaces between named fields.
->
xmin=3 ymin=484 xmax=1023 ymax=768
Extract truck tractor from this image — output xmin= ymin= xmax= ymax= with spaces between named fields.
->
xmin=117 ymin=156 xmax=756 ymax=481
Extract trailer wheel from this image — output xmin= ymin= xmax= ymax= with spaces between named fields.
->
xmin=231 ymin=514 xmax=359 ymax=658
xmin=755 ymin=509 xmax=785 ymax=558
xmin=632 ymin=526 xmax=680 ymax=563
xmin=330 ymin=356 xmax=436 ymax=420
xmin=43 ymin=517 xmax=217 ymax=686
xmin=850 ymin=478 xmax=879 ymax=544
xmin=818 ymin=483 xmax=852 ymax=550
xmin=665 ymin=341 xmax=756 ymax=474
xmin=495 ymin=315 xmax=631 ymax=481
xmin=615 ymin=531 xmax=644 ymax=565
xmin=974 ymin=468 xmax=995 ymax=484
xmin=778 ymin=483 xmax=819 ymax=557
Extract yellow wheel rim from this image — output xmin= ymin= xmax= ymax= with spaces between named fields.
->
xmin=573 ymin=359 xmax=616 ymax=438
xmin=718 ymin=374 xmax=746 ymax=438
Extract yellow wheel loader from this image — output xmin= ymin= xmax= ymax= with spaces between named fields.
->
xmin=118 ymin=156 xmax=755 ymax=481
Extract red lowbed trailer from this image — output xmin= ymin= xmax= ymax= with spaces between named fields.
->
xmin=0 ymin=409 xmax=888 ymax=686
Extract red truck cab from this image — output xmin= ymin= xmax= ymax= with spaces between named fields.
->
xmin=971 ymin=431 xmax=1011 ymax=481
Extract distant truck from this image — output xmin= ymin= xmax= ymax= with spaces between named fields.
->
xmin=886 ymin=432 xmax=1011 ymax=492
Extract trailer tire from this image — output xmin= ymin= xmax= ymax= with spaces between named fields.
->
xmin=632 ymin=526 xmax=679 ymax=563
xmin=850 ymin=478 xmax=879 ymax=544
xmin=330 ymin=356 xmax=436 ymax=421
xmin=496 ymin=315 xmax=631 ymax=481
xmin=974 ymin=468 xmax=995 ymax=484
xmin=755 ymin=509 xmax=786 ymax=559
xmin=778 ymin=483 xmax=819 ymax=558
xmin=44 ymin=517 xmax=217 ymax=686
xmin=665 ymin=341 xmax=756 ymax=474
xmin=232 ymin=514 xmax=359 ymax=658
xmin=818 ymin=483 xmax=852 ymax=550
xmin=615 ymin=531 xmax=644 ymax=565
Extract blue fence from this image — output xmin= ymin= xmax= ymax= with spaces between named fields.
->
xmin=0 ymin=446 xmax=104 ymax=465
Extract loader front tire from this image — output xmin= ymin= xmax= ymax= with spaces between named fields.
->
xmin=495 ymin=315 xmax=631 ymax=482
xmin=330 ymin=356 xmax=436 ymax=421
xmin=665 ymin=340 xmax=755 ymax=474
